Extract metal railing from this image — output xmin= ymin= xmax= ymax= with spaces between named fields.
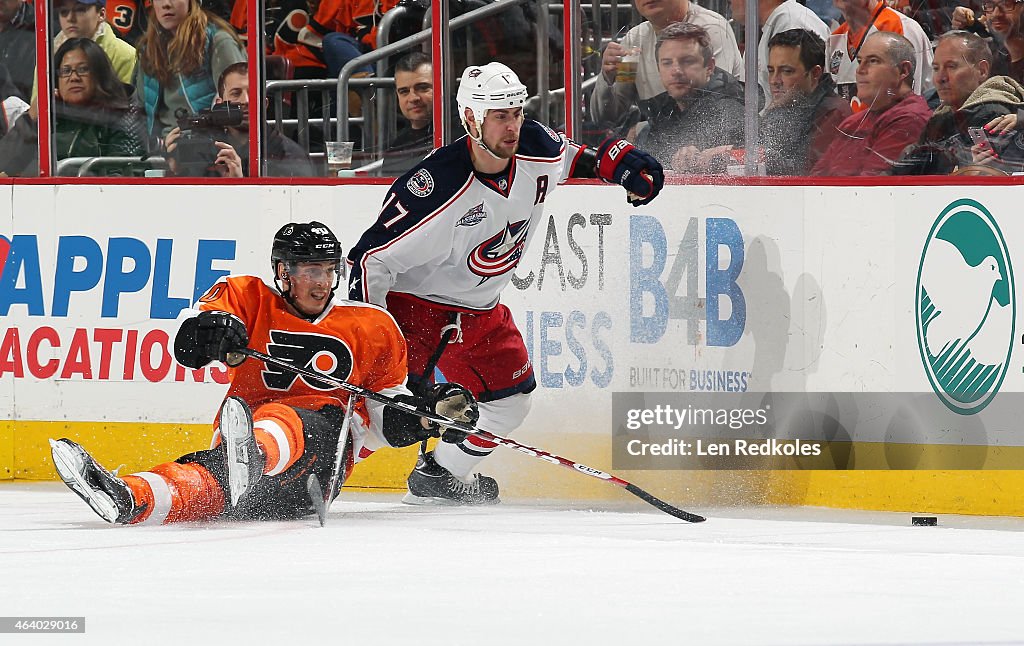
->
xmin=56 ymin=156 xmax=169 ymax=177
xmin=260 ymin=0 xmax=654 ymax=167
xmin=265 ymin=0 xmax=537 ymax=160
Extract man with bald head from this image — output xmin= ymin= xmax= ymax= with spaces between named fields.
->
xmin=826 ymin=0 xmax=933 ymax=109
xmin=812 ymin=31 xmax=932 ymax=175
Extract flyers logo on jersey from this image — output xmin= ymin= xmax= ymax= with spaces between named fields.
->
xmin=467 ymin=220 xmax=530 ymax=279
xmin=262 ymin=330 xmax=354 ymax=391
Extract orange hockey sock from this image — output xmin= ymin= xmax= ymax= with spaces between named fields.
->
xmin=123 ymin=462 xmax=225 ymax=524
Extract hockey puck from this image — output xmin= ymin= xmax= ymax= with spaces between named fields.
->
xmin=911 ymin=516 xmax=937 ymax=526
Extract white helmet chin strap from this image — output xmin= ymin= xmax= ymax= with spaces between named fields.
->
xmin=464 ymin=110 xmax=507 ymax=162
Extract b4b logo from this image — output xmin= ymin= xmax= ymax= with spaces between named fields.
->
xmin=916 ymin=199 xmax=1015 ymax=414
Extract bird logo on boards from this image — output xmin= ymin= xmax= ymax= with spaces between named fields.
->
xmin=916 ymin=199 xmax=1015 ymax=415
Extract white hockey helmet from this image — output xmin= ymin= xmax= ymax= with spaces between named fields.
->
xmin=457 ymin=62 xmax=528 ymax=138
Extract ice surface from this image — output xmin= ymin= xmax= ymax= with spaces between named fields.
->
xmin=2 ymin=482 xmax=1023 ymax=645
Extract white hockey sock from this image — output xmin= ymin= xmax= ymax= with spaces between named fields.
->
xmin=434 ymin=392 xmax=532 ymax=480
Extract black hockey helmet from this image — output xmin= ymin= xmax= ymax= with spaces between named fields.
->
xmin=271 ymin=222 xmax=344 ymax=319
xmin=271 ymin=221 xmax=343 ymax=272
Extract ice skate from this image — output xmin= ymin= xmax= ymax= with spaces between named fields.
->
xmin=403 ymin=449 xmax=499 ymax=505
xmin=49 ymin=438 xmax=146 ymax=524
xmin=219 ymin=396 xmax=264 ymax=507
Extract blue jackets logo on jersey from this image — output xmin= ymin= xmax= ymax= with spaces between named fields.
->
xmin=262 ymin=330 xmax=354 ymax=391
xmin=406 ymin=169 xmax=435 ymax=197
xmin=467 ymin=219 xmax=530 ymax=279
xmin=457 ymin=203 xmax=487 ymax=227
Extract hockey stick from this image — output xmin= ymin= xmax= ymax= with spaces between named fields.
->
xmin=306 ymin=392 xmax=355 ymax=527
xmin=238 ymin=347 xmax=706 ymax=523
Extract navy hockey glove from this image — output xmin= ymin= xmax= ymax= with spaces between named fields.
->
xmin=595 ymin=138 xmax=664 ymax=206
xmin=196 ymin=311 xmax=248 ymax=367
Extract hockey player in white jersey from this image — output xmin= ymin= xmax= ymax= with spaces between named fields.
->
xmin=347 ymin=62 xmax=664 ymax=505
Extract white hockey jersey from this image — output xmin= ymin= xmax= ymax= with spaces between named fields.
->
xmin=347 ymin=120 xmax=586 ymax=311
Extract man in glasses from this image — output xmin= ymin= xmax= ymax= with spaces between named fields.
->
xmin=953 ymin=0 xmax=1024 ymax=84
xmin=54 ymin=0 xmax=136 ymax=84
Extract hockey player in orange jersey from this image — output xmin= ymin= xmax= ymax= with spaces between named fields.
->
xmin=50 ymin=221 xmax=481 ymax=525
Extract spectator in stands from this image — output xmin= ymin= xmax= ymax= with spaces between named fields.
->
xmin=165 ymin=62 xmax=314 ymax=177
xmin=896 ymin=31 xmax=1017 ymax=173
xmin=105 ymin=0 xmax=149 ymax=45
xmin=300 ymin=0 xmax=398 ymax=79
xmin=980 ymin=0 xmax=1024 ymax=83
xmin=591 ymin=0 xmax=741 ymax=131
xmin=826 ymin=0 xmax=933 ymax=108
xmin=806 ymin=0 xmax=843 ymax=25
xmin=135 ymin=0 xmax=246 ymax=142
xmin=0 ymin=38 xmax=144 ymax=176
xmin=55 ymin=0 xmax=137 ymax=84
xmin=382 ymin=52 xmax=433 ymax=176
xmin=971 ymin=92 xmax=1024 ymax=170
xmin=812 ymin=31 xmax=932 ymax=175
xmin=0 ymin=66 xmax=26 ymax=138
xmin=729 ymin=0 xmax=830 ymax=106
xmin=0 ymin=0 xmax=34 ymax=101
xmin=760 ymin=29 xmax=852 ymax=175
xmin=633 ymin=22 xmax=744 ymax=173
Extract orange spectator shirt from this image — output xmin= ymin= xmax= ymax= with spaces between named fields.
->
xmin=276 ymin=0 xmax=400 ymax=69
xmin=197 ymin=274 xmax=409 ymax=426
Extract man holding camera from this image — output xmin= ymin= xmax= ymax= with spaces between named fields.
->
xmin=165 ymin=62 xmax=313 ymax=177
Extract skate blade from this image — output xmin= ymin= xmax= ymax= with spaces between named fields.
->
xmin=49 ymin=439 xmax=118 ymax=523
xmin=401 ymin=491 xmax=501 ymax=506
xmin=220 ymin=397 xmax=255 ymax=507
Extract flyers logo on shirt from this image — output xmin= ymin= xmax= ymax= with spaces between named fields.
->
xmin=262 ymin=330 xmax=354 ymax=391
xmin=829 ymin=49 xmax=843 ymax=75
xmin=467 ymin=219 xmax=530 ymax=280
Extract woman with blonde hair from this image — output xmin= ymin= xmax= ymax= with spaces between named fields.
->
xmin=135 ymin=0 xmax=246 ymax=141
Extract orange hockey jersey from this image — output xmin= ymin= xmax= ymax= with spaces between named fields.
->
xmin=196 ymin=274 xmax=410 ymax=427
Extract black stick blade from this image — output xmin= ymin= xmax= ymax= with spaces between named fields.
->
xmin=625 ymin=484 xmax=706 ymax=523
xmin=307 ymin=474 xmax=327 ymax=527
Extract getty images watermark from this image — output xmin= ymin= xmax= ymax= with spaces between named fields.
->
xmin=613 ymin=391 xmax=1024 ymax=470
xmin=625 ymin=403 xmax=822 ymax=459
xmin=612 ymin=392 xmax=835 ymax=470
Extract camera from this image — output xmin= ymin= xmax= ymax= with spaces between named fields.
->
xmin=171 ymin=103 xmax=245 ymax=176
